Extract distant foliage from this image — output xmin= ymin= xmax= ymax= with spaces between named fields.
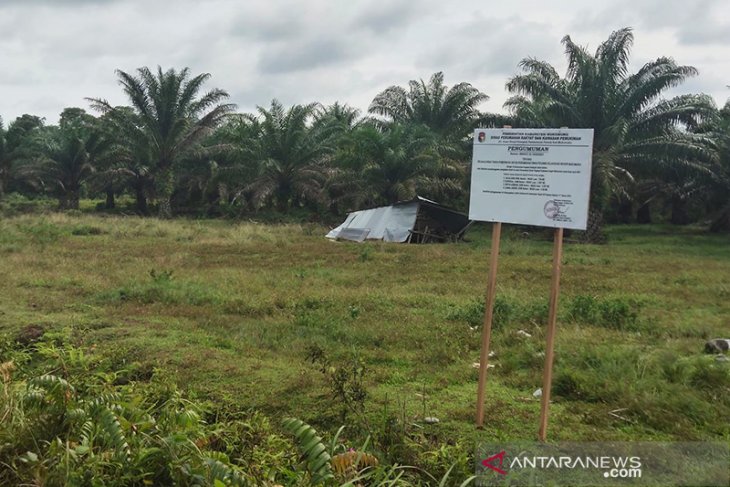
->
xmin=1 ymin=36 xmax=728 ymax=232
xmin=505 ymin=27 xmax=720 ymax=240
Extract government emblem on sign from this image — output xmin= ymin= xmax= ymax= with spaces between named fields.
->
xmin=544 ymin=200 xmax=560 ymax=219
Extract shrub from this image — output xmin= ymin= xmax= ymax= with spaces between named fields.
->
xmin=689 ymin=357 xmax=730 ymax=392
xmin=99 ymin=269 xmax=222 ymax=306
xmin=306 ymin=345 xmax=368 ymax=423
xmin=568 ymin=295 xmax=598 ymax=322
xmin=446 ymin=295 xmax=516 ymax=328
xmin=568 ymin=295 xmax=642 ymax=330
xmin=0 ymin=194 xmax=55 ymax=216
xmin=18 ymin=219 xmax=64 ymax=246
xmin=71 ymin=224 xmax=106 ymax=236
xmin=359 ymin=246 xmax=373 ymax=262
xmin=598 ymin=298 xmax=640 ymax=330
xmin=553 ymin=369 xmax=585 ymax=400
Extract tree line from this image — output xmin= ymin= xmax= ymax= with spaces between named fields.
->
xmin=1 ymin=28 xmax=729 ymax=240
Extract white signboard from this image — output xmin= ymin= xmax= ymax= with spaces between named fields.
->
xmin=469 ymin=128 xmax=594 ymax=230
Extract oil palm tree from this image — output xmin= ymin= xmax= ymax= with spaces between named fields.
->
xmin=240 ymin=100 xmax=335 ymax=211
xmin=314 ymin=102 xmax=363 ymax=134
xmin=35 ymin=126 xmax=111 ymax=209
xmin=705 ymin=99 xmax=730 ymax=232
xmin=202 ymin=117 xmax=265 ymax=212
xmin=0 ymin=115 xmax=44 ymax=198
xmin=505 ymin=27 xmax=717 ymax=241
xmin=0 ymin=118 xmax=8 ymax=198
xmin=91 ymin=107 xmax=155 ymax=214
xmin=336 ymin=123 xmax=458 ymax=206
xmin=88 ymin=67 xmax=235 ymax=217
xmin=368 ymin=72 xmax=487 ymax=144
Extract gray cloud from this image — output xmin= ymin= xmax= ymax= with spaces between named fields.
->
xmin=418 ymin=15 xmax=556 ymax=78
xmin=2 ymin=0 xmax=116 ymax=3
xmin=229 ymin=5 xmax=307 ymax=41
xmin=353 ymin=1 xmax=425 ymax=34
xmin=571 ymin=0 xmax=730 ymax=47
xmin=0 ymin=0 xmax=728 ymax=123
xmin=678 ymin=24 xmax=730 ymax=45
xmin=257 ymin=37 xmax=353 ymax=74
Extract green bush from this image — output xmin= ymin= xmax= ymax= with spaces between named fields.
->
xmin=688 ymin=357 xmax=730 ymax=392
xmin=446 ymin=295 xmax=516 ymax=328
xmin=359 ymin=246 xmax=373 ymax=262
xmin=497 ymin=339 xmax=545 ymax=386
xmin=18 ymin=219 xmax=64 ymax=246
xmin=71 ymin=224 xmax=106 ymax=236
xmin=0 ymin=194 xmax=56 ymax=216
xmin=568 ymin=295 xmax=642 ymax=330
xmin=598 ymin=298 xmax=640 ymax=330
xmin=568 ymin=295 xmax=598 ymax=322
xmin=553 ymin=369 xmax=586 ymax=400
xmin=99 ymin=269 xmax=222 ymax=306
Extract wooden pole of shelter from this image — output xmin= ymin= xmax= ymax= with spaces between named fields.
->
xmin=538 ymin=227 xmax=564 ymax=441
xmin=475 ymin=221 xmax=502 ymax=427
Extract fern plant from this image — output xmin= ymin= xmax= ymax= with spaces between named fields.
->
xmin=2 ymin=338 xmax=479 ymax=486
xmin=282 ymin=417 xmax=335 ymax=485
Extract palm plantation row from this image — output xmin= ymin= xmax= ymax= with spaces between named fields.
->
xmin=1 ymin=28 xmax=729 ymax=239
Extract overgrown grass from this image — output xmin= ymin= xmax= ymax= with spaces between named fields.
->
xmin=0 ymin=212 xmax=728 ymax=484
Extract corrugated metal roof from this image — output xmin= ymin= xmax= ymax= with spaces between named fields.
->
xmin=326 ymin=200 xmax=419 ymax=242
xmin=326 ymin=197 xmax=470 ymax=243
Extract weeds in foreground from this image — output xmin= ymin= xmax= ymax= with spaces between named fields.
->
xmin=306 ymin=345 xmax=368 ymax=424
xmin=1 ymin=334 xmax=476 ymax=486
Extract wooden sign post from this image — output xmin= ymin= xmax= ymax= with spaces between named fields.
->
xmin=469 ymin=127 xmax=593 ymax=439
xmin=475 ymin=221 xmax=502 ymax=427
xmin=538 ymin=227 xmax=564 ymax=441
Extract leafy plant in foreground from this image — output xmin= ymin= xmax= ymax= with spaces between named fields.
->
xmin=282 ymin=417 xmax=335 ymax=485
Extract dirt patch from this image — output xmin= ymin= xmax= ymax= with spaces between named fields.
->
xmin=15 ymin=324 xmax=45 ymax=346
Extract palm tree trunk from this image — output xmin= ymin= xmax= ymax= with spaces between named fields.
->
xmin=616 ymin=198 xmax=633 ymax=223
xmin=670 ymin=197 xmax=690 ymax=225
xmin=580 ymin=208 xmax=606 ymax=243
xmin=69 ymin=190 xmax=80 ymax=210
xmin=60 ymin=190 xmax=80 ymax=210
xmin=156 ymin=169 xmax=173 ymax=218
xmin=637 ymin=203 xmax=652 ymax=224
xmin=0 ymin=168 xmax=9 ymax=200
xmin=105 ymin=186 xmax=115 ymax=209
xmin=710 ymin=206 xmax=730 ymax=233
xmin=134 ymin=182 xmax=148 ymax=215
xmin=158 ymin=197 xmax=172 ymax=218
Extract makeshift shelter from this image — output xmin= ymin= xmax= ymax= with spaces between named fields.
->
xmin=326 ymin=197 xmax=471 ymax=243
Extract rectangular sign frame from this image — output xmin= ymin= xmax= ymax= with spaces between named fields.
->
xmin=469 ymin=128 xmax=594 ymax=230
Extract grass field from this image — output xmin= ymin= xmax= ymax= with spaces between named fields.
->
xmin=1 ymin=211 xmax=729 ymax=480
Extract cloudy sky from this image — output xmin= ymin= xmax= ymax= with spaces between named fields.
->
xmin=1 ymin=0 xmax=728 ymax=124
